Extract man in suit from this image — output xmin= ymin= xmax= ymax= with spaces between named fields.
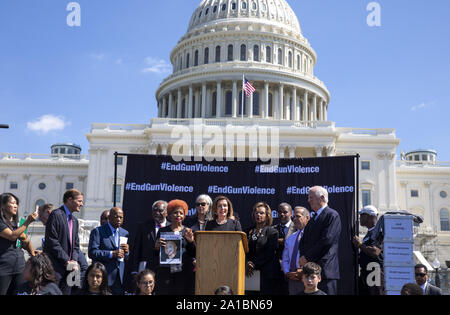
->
xmin=44 ymin=189 xmax=83 ymax=295
xmin=131 ymin=200 xmax=168 ymax=274
xmin=282 ymin=206 xmax=310 ymax=294
xmin=273 ymin=203 xmax=297 ymax=294
xmin=298 ymin=186 xmax=342 ymax=295
xmin=88 ymin=207 xmax=129 ymax=295
xmin=414 ymin=264 xmax=442 ymax=295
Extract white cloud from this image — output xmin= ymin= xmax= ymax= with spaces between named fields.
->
xmin=141 ymin=57 xmax=171 ymax=74
xmin=89 ymin=53 xmax=105 ymax=61
xmin=411 ymin=101 xmax=434 ymax=111
xmin=27 ymin=115 xmax=69 ymax=134
xmin=115 ymin=58 xmax=123 ymax=65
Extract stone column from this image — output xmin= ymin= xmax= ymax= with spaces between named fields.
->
xmin=248 ymin=89 xmax=254 ymax=118
xmin=324 ymin=103 xmax=328 ymax=121
xmin=188 ymin=85 xmax=193 ymax=119
xmin=177 ymin=88 xmax=182 ymax=118
xmin=264 ymin=81 xmax=269 ymax=119
xmin=157 ymin=100 xmax=161 ymax=117
xmin=312 ymin=94 xmax=317 ymax=121
xmin=279 ymin=84 xmax=284 ymax=120
xmin=279 ymin=146 xmax=285 ymax=159
xmin=232 ymin=80 xmax=238 ymax=118
xmin=288 ymin=146 xmax=296 ymax=158
xmin=216 ymin=81 xmax=222 ymax=118
xmin=292 ymin=87 xmax=297 ymax=121
xmin=303 ymin=90 xmax=308 ymax=121
xmin=195 ymin=90 xmax=200 ymax=118
xmin=201 ymin=83 xmax=207 ymax=118
xmin=315 ymin=146 xmax=323 ymax=157
xmin=168 ymin=92 xmax=173 ymax=118
xmin=284 ymin=93 xmax=290 ymax=120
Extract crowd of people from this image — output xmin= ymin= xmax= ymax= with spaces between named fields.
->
xmin=0 ymin=187 xmax=443 ymax=295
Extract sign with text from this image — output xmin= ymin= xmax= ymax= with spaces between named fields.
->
xmin=122 ymin=154 xmax=357 ymax=294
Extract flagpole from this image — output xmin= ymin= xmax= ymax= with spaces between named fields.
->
xmin=241 ymin=75 xmax=244 ymax=119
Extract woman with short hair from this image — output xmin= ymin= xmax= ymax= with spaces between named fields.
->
xmin=205 ymin=196 xmax=242 ymax=231
xmin=154 ymin=199 xmax=196 ymax=295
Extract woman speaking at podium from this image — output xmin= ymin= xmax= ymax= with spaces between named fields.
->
xmin=205 ymin=196 xmax=242 ymax=231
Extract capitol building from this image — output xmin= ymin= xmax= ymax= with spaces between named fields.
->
xmin=1 ymin=0 xmax=449 ymax=276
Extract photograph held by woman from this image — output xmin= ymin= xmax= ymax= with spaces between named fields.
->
xmin=154 ymin=199 xmax=196 ymax=295
xmin=204 ymin=196 xmax=242 ymax=232
xmin=246 ymin=202 xmax=279 ymax=295
xmin=0 ymin=193 xmax=38 ymax=295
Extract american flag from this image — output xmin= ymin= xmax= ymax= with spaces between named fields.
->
xmin=243 ymin=77 xmax=256 ymax=97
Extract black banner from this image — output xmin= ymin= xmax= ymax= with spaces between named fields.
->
xmin=122 ymin=154 xmax=357 ymax=294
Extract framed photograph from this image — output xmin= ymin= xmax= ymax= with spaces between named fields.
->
xmin=160 ymin=232 xmax=182 ymax=265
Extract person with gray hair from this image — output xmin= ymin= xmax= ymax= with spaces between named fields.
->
xmin=185 ymin=194 xmax=213 ymax=232
xmin=298 ymin=186 xmax=342 ymax=295
xmin=130 ymin=200 xmax=169 ymax=280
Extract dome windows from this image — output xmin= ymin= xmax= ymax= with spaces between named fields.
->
xmin=252 ymin=2 xmax=257 ymax=10
xmin=232 ymin=2 xmax=236 ymax=10
xmin=215 ymin=46 xmax=221 ymax=63
xmin=266 ymin=46 xmax=272 ymax=63
xmin=213 ymin=5 xmax=217 ymax=13
xmin=240 ymin=44 xmax=247 ymax=61
xmin=242 ymin=2 xmax=247 ymax=10
xmin=222 ymin=4 xmax=227 ymax=11
xmin=205 ymin=8 xmax=209 ymax=15
xmin=253 ymin=45 xmax=260 ymax=62
xmin=194 ymin=50 xmax=199 ymax=66
xmin=228 ymin=45 xmax=234 ymax=61
xmin=204 ymin=47 xmax=209 ymax=64
xmin=278 ymin=48 xmax=283 ymax=65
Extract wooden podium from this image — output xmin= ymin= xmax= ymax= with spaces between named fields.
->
xmin=194 ymin=231 xmax=248 ymax=295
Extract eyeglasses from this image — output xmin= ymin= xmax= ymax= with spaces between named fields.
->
xmin=415 ymin=273 xmax=426 ymax=277
xmin=140 ymin=281 xmax=154 ymax=286
xmin=196 ymin=202 xmax=207 ymax=207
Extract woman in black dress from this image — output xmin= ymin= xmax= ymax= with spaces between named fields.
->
xmin=246 ymin=202 xmax=279 ymax=295
xmin=0 ymin=193 xmax=38 ymax=295
xmin=18 ymin=253 xmax=62 ymax=295
xmin=154 ymin=199 xmax=196 ymax=295
xmin=204 ymin=196 xmax=242 ymax=231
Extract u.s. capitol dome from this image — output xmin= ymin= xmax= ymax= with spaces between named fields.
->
xmin=156 ymin=0 xmax=330 ymax=122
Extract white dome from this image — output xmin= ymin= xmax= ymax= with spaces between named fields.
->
xmin=188 ymin=0 xmax=301 ymax=35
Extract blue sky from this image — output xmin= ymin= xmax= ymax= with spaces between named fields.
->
xmin=0 ymin=0 xmax=449 ymax=160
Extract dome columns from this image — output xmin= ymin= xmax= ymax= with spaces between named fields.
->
xmin=157 ymin=80 xmax=328 ymax=123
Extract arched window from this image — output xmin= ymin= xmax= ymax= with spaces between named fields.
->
xmin=253 ymin=45 xmax=260 ymax=62
xmin=253 ymin=92 xmax=260 ymax=116
xmin=252 ymin=2 xmax=257 ymax=10
xmin=228 ymin=44 xmax=234 ymax=61
xmin=194 ymin=50 xmax=199 ymax=66
xmin=215 ymin=46 xmax=221 ymax=62
xmin=266 ymin=46 xmax=271 ymax=63
xmin=204 ymin=47 xmax=209 ymax=64
xmin=288 ymin=51 xmax=292 ymax=68
xmin=232 ymin=2 xmax=236 ymax=10
xmin=240 ymin=44 xmax=247 ymax=61
xmin=242 ymin=2 xmax=247 ymax=10
xmin=186 ymin=53 xmax=190 ymax=69
xmin=225 ymin=91 xmax=232 ymax=116
xmin=278 ymin=48 xmax=283 ymax=65
xmin=440 ymin=208 xmax=450 ymax=231
xmin=222 ymin=4 xmax=227 ymax=11
xmin=213 ymin=6 xmax=217 ymax=13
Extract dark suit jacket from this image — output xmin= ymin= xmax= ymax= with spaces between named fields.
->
xmin=273 ymin=221 xmax=297 ymax=260
xmin=43 ymin=206 xmax=79 ymax=279
xmin=299 ymin=206 xmax=341 ymax=280
xmin=88 ymin=224 xmax=129 ymax=285
xmin=247 ymin=225 xmax=279 ymax=279
xmin=131 ymin=218 xmax=159 ymax=273
xmin=425 ymin=283 xmax=442 ymax=295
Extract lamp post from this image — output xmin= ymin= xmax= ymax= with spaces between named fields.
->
xmin=0 ymin=124 xmax=9 ymax=129
xmin=432 ymin=258 xmax=441 ymax=288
